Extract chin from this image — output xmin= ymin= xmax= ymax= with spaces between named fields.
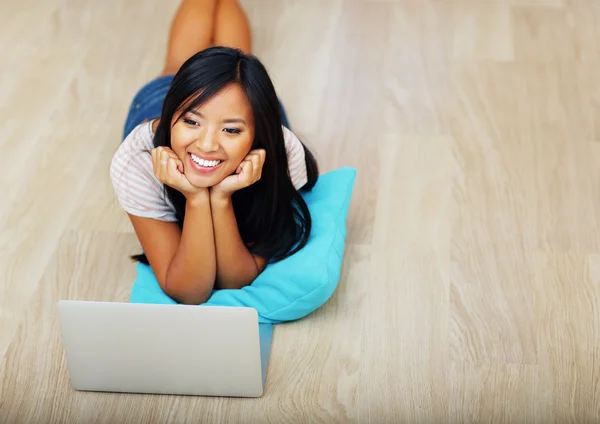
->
xmin=188 ymin=168 xmax=232 ymax=187
xmin=187 ymin=175 xmax=217 ymax=189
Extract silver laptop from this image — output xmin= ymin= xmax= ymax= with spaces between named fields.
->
xmin=56 ymin=300 xmax=273 ymax=397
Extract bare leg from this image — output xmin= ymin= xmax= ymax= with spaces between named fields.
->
xmin=160 ymin=0 xmax=219 ymax=76
xmin=160 ymin=0 xmax=252 ymax=76
xmin=212 ymin=0 xmax=252 ymax=54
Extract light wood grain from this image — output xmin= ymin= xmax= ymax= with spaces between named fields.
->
xmin=3 ymin=0 xmax=600 ymax=422
xmin=452 ymin=2 xmax=513 ymax=62
xmin=533 ymin=253 xmax=600 ymax=423
xmin=449 ymin=362 xmax=541 ymax=423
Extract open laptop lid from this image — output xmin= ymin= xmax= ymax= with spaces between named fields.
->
xmin=56 ymin=300 xmax=273 ymax=398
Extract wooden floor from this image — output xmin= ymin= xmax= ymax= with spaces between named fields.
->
xmin=2 ymin=0 xmax=600 ymax=422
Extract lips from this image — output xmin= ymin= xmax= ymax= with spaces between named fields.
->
xmin=188 ymin=152 xmax=224 ymax=174
xmin=189 ymin=152 xmax=221 ymax=168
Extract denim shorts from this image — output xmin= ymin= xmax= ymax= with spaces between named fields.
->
xmin=122 ymin=75 xmax=290 ymax=140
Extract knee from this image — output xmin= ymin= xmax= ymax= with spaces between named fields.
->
xmin=161 ymin=51 xmax=201 ymax=76
xmin=160 ymin=63 xmax=182 ymax=77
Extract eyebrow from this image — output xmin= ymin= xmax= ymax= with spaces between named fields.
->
xmin=189 ymin=110 xmax=247 ymax=125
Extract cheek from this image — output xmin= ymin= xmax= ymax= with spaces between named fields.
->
xmin=170 ymin=126 xmax=195 ymax=153
xmin=224 ymin=135 xmax=254 ymax=162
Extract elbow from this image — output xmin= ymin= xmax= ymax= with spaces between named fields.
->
xmin=164 ymin=284 xmax=213 ymax=305
xmin=215 ymin=279 xmax=251 ymax=291
xmin=176 ymin=293 xmax=211 ymax=305
xmin=162 ymin=274 xmax=215 ymax=305
xmin=215 ymin=272 xmax=259 ymax=291
xmin=214 ymin=256 xmax=265 ymax=290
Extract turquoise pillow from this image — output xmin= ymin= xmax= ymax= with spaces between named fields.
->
xmin=130 ymin=166 xmax=357 ymax=323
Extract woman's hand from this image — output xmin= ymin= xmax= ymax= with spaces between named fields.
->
xmin=151 ymin=146 xmax=206 ymax=201
xmin=210 ymin=149 xmax=266 ymax=201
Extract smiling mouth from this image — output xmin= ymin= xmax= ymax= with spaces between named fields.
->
xmin=189 ymin=153 xmax=222 ymax=167
xmin=188 ymin=153 xmax=224 ymax=173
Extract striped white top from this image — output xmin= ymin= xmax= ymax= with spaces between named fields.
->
xmin=110 ymin=121 xmax=308 ymax=222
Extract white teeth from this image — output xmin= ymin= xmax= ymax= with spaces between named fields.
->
xmin=190 ymin=154 xmax=220 ymax=168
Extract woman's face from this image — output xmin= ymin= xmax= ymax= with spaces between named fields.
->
xmin=170 ymin=83 xmax=255 ymax=188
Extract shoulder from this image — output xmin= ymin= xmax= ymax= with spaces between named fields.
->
xmin=282 ymin=126 xmax=308 ymax=190
xmin=110 ymin=121 xmax=178 ymax=221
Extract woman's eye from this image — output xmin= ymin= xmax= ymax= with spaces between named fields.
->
xmin=183 ymin=118 xmax=199 ymax=126
xmin=223 ymin=128 xmax=241 ymax=134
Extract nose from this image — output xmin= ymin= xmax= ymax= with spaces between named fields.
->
xmin=196 ymin=128 xmax=219 ymax=152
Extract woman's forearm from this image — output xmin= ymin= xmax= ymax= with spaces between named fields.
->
xmin=165 ymin=190 xmax=217 ymax=304
xmin=210 ymin=195 xmax=262 ymax=289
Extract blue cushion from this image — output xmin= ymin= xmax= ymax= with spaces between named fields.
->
xmin=130 ymin=166 xmax=357 ymax=323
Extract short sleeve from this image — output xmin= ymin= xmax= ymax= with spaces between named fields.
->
xmin=110 ymin=122 xmax=179 ymax=222
xmin=283 ymin=127 xmax=309 ymax=190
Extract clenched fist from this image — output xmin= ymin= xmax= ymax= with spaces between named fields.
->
xmin=210 ymin=149 xmax=266 ymax=201
xmin=151 ymin=146 xmax=207 ymax=201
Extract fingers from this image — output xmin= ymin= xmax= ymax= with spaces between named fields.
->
xmin=151 ymin=147 xmax=184 ymax=184
xmin=150 ymin=146 xmax=204 ymax=199
xmin=240 ymin=149 xmax=265 ymax=183
xmin=211 ymin=149 xmax=266 ymax=196
xmin=238 ymin=158 xmax=253 ymax=181
xmin=167 ymin=156 xmax=181 ymax=180
xmin=249 ymin=151 xmax=262 ymax=180
xmin=251 ymin=149 xmax=266 ymax=167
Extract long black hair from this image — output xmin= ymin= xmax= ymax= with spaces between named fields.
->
xmin=132 ymin=46 xmax=318 ymax=265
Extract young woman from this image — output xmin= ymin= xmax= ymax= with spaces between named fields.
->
xmin=110 ymin=0 xmax=318 ymax=305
